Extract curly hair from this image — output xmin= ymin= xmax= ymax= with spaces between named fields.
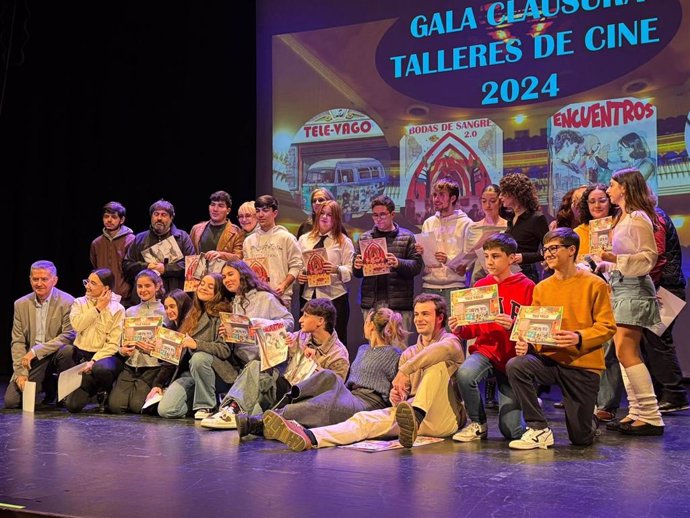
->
xmin=498 ymin=173 xmax=540 ymax=213
xmin=554 ymin=186 xmax=586 ymax=228
xmin=578 ymin=183 xmax=617 ymax=225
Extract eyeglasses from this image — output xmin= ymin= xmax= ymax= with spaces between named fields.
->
xmin=82 ymin=279 xmax=101 ymax=288
xmin=542 ymin=244 xmax=570 ymax=256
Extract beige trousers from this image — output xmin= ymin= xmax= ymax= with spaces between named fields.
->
xmin=312 ymin=362 xmax=461 ymax=448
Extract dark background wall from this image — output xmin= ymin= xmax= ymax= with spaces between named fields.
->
xmin=0 ymin=1 xmax=257 ymax=375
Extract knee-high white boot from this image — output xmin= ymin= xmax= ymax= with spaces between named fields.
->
xmin=619 ymin=363 xmax=639 ymax=422
xmin=625 ymin=363 xmax=664 ymax=427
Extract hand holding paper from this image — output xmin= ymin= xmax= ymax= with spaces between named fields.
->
xmin=515 ymin=337 xmax=529 ymax=356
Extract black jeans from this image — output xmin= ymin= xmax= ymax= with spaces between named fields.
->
xmin=642 ymin=320 xmax=688 ymax=405
xmin=506 ymin=354 xmax=600 ymax=446
xmin=56 ymin=345 xmax=124 ymax=413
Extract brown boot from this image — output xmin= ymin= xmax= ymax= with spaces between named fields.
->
xmin=237 ymin=413 xmax=264 ymax=439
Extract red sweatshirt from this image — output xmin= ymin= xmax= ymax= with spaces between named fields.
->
xmin=454 ymin=272 xmax=535 ymax=372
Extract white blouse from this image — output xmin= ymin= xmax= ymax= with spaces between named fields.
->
xmin=612 ymin=210 xmax=658 ymax=277
xmin=297 ymin=232 xmax=355 ymax=301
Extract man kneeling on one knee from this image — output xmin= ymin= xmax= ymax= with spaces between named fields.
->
xmin=265 ymin=293 xmax=467 ymax=451
xmin=506 ymin=228 xmax=616 ymax=450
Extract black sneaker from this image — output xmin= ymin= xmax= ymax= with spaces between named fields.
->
xmin=659 ymin=401 xmax=690 ymax=414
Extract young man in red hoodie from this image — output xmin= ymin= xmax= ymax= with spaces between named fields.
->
xmin=450 ymin=233 xmax=535 ymax=442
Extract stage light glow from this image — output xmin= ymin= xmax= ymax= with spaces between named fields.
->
xmin=514 ymin=114 xmax=526 ymax=124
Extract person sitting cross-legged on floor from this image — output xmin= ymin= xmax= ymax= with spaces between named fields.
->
xmin=450 ymin=234 xmax=534 ymax=443
xmin=506 ymin=228 xmax=616 ymax=450
xmin=264 ymin=293 xmax=467 ymax=452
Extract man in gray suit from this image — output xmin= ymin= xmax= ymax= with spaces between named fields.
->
xmin=5 ymin=260 xmax=76 ymax=408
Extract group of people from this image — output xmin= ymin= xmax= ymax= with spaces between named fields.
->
xmin=7 ymin=169 xmax=687 ymax=452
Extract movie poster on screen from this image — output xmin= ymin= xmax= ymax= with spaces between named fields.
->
xmin=548 ymin=97 xmax=657 ymax=211
xmin=277 ymin=108 xmax=391 ymax=224
xmin=399 ymin=118 xmax=503 ymax=225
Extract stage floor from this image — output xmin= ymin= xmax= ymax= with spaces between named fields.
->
xmin=1 ymin=383 xmax=689 ymax=518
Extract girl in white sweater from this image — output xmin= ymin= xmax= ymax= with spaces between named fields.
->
xmin=599 ymin=168 xmax=663 ymax=435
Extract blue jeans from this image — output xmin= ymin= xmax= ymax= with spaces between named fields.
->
xmin=456 ymin=352 xmax=524 ymax=440
xmin=158 ymin=372 xmax=195 ymax=418
xmin=157 ymin=352 xmax=227 ymax=418
xmin=222 ymin=359 xmax=280 ymax=415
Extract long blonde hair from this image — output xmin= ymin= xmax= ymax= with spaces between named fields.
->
xmin=366 ymin=307 xmax=409 ymax=349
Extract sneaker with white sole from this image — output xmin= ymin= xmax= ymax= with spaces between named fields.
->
xmin=509 ymin=427 xmax=554 ymax=450
xmin=452 ymin=421 xmax=488 ymax=442
xmin=200 ymin=406 xmax=237 ymax=429
xmin=194 ymin=408 xmax=215 ymax=420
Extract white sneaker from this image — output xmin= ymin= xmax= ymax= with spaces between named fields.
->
xmin=200 ymin=406 xmax=237 ymax=429
xmin=452 ymin=422 xmax=488 ymax=442
xmin=193 ymin=408 xmax=215 ymax=420
xmin=509 ymin=427 xmax=554 ymax=450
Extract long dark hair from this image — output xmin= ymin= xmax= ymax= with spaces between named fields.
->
xmin=164 ymin=289 xmax=192 ymax=331
xmin=611 ymin=168 xmax=657 ymax=230
xmin=222 ymin=260 xmax=284 ymax=312
xmin=178 ymin=273 xmax=232 ymax=335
